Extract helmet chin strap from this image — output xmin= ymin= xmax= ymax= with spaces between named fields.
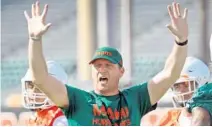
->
xmin=30 ymin=108 xmax=42 ymax=112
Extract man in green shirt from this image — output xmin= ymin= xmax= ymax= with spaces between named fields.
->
xmin=24 ymin=1 xmax=188 ymax=125
xmin=62 ymin=76 xmax=154 ymax=125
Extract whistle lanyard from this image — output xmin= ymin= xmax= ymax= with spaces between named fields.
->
xmin=91 ymin=91 xmax=123 ymax=126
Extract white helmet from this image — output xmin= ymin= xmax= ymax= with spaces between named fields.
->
xmin=21 ymin=61 xmax=68 ymax=109
xmin=171 ymin=56 xmax=210 ymax=107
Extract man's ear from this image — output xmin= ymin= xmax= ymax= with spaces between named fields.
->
xmin=120 ymin=67 xmax=125 ymax=77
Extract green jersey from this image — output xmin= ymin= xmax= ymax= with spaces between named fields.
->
xmin=61 ymin=82 xmax=155 ymax=126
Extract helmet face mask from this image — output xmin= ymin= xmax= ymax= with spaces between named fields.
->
xmin=171 ymin=77 xmax=198 ymax=107
xmin=21 ymin=61 xmax=69 ymax=110
xmin=22 ymin=81 xmax=53 ymax=109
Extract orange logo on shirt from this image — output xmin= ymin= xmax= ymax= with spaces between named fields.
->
xmin=92 ymin=105 xmax=131 ymax=126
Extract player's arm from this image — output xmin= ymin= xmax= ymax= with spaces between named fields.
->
xmin=187 ymin=84 xmax=212 ymax=126
xmin=191 ymin=107 xmax=211 ymax=126
xmin=147 ymin=2 xmax=188 ymax=105
xmin=25 ymin=1 xmax=69 ymax=107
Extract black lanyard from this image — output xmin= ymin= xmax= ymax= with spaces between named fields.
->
xmin=101 ymin=92 xmax=122 ymax=126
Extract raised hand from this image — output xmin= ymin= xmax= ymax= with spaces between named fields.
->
xmin=166 ymin=2 xmax=188 ymax=42
xmin=24 ymin=1 xmax=51 ymax=41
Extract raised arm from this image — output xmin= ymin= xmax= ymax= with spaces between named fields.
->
xmin=24 ymin=1 xmax=68 ymax=107
xmin=148 ymin=2 xmax=188 ymax=105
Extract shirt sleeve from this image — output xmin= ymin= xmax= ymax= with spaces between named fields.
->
xmin=60 ymin=84 xmax=90 ymax=118
xmin=123 ymin=82 xmax=156 ymax=117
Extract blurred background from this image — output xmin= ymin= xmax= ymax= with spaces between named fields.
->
xmin=1 ymin=0 xmax=212 ymax=125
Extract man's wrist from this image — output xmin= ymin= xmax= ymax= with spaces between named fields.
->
xmin=175 ymin=40 xmax=188 ymax=46
xmin=29 ymin=36 xmax=42 ymax=42
xmin=175 ymin=37 xmax=187 ymax=43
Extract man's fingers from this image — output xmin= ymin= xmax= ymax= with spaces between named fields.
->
xmin=35 ymin=1 xmax=40 ymax=16
xmin=166 ymin=24 xmax=178 ymax=36
xmin=172 ymin=2 xmax=178 ymax=18
xmin=183 ymin=8 xmax=188 ymax=19
xmin=31 ymin=4 xmax=36 ymax=17
xmin=167 ymin=5 xmax=174 ymax=21
xmin=41 ymin=4 xmax=48 ymax=20
xmin=24 ymin=11 xmax=30 ymax=21
xmin=176 ymin=3 xmax=181 ymax=17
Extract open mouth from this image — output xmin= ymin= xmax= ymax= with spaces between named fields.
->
xmin=99 ymin=77 xmax=108 ymax=82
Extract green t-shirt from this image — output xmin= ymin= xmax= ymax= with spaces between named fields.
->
xmin=61 ymin=82 xmax=154 ymax=126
